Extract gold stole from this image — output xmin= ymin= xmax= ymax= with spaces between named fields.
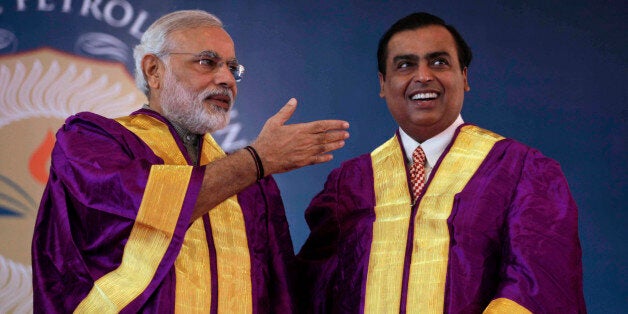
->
xmin=366 ymin=125 xmax=519 ymax=314
xmin=75 ymin=114 xmax=252 ymax=313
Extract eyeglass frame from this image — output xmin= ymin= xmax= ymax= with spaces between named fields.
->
xmin=156 ymin=50 xmax=245 ymax=82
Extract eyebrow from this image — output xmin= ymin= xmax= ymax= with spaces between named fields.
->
xmin=198 ymin=50 xmax=239 ymax=63
xmin=391 ymin=51 xmax=451 ymax=63
xmin=392 ymin=54 xmax=419 ymax=63
xmin=426 ymin=51 xmax=451 ymax=60
xmin=198 ymin=50 xmax=219 ymax=58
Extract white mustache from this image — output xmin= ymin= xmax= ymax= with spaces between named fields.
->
xmin=201 ymin=88 xmax=234 ymax=107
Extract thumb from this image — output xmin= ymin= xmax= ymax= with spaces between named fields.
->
xmin=272 ymin=98 xmax=297 ymax=126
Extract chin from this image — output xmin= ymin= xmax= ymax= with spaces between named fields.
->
xmin=206 ymin=117 xmax=230 ymax=134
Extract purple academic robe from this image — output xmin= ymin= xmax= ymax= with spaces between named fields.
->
xmin=297 ymin=125 xmax=585 ymax=313
xmin=32 ymin=109 xmax=295 ymax=313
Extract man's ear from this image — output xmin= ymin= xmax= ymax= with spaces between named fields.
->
xmin=142 ymin=54 xmax=162 ymax=90
xmin=378 ymin=72 xmax=386 ymax=98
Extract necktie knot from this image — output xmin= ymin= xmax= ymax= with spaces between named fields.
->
xmin=412 ymin=146 xmax=426 ymax=165
xmin=410 ymin=146 xmax=426 ymax=201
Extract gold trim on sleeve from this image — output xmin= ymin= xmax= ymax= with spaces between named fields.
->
xmin=483 ymin=298 xmax=532 ymax=314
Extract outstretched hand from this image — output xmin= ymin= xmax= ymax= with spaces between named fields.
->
xmin=251 ymin=98 xmax=350 ymax=175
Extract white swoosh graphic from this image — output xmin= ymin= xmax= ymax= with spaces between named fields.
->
xmin=0 ymin=58 xmax=139 ymax=127
xmin=0 ymin=254 xmax=32 ymax=313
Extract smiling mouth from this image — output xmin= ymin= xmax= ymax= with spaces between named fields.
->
xmin=410 ymin=92 xmax=439 ymax=101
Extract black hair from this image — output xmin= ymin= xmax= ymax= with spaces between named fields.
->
xmin=377 ymin=12 xmax=472 ymax=76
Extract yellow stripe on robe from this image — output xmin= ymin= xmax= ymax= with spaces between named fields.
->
xmin=199 ymin=133 xmax=253 ymax=314
xmin=366 ymin=135 xmax=412 ymax=314
xmin=76 ymin=115 xmax=199 ymax=312
xmin=75 ymin=163 xmax=194 ymax=313
xmin=366 ymin=126 xmax=504 ymax=314
xmin=406 ymin=125 xmax=503 ymax=313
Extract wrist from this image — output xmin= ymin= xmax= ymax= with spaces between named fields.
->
xmin=244 ymin=145 xmax=265 ymax=180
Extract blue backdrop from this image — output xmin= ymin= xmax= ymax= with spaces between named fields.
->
xmin=1 ymin=1 xmax=625 ymax=312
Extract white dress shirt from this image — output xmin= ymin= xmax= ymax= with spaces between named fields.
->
xmin=398 ymin=115 xmax=464 ymax=180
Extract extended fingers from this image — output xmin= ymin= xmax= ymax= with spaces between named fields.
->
xmin=306 ymin=121 xmax=350 ymax=150
xmin=318 ymin=129 xmax=350 ymax=144
xmin=306 ymin=130 xmax=347 ymax=163
xmin=308 ymin=119 xmax=350 ymax=133
xmin=319 ymin=140 xmax=346 ymax=155
xmin=311 ymin=153 xmax=334 ymax=165
xmin=256 ymin=115 xmax=350 ymax=174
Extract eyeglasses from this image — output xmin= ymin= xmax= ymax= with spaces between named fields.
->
xmin=158 ymin=51 xmax=245 ymax=82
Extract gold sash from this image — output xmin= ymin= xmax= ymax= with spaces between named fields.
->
xmin=366 ymin=126 xmax=506 ymax=314
xmin=365 ymin=135 xmax=412 ymax=314
xmin=76 ymin=114 xmax=251 ymax=313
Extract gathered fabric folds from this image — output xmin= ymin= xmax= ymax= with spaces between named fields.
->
xmin=32 ymin=109 xmax=296 ymax=313
xmin=297 ymin=124 xmax=586 ymax=314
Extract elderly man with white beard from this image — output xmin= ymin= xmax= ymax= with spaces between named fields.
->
xmin=31 ymin=10 xmax=349 ymax=314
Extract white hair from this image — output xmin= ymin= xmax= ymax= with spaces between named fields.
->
xmin=133 ymin=10 xmax=223 ymax=96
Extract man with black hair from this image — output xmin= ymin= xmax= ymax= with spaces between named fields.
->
xmin=298 ymin=12 xmax=585 ymax=313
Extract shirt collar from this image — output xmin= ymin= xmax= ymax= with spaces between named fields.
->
xmin=399 ymin=115 xmax=464 ymax=167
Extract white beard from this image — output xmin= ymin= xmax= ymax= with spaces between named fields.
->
xmin=160 ymin=69 xmax=234 ymax=134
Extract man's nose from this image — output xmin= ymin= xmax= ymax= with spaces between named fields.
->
xmin=414 ymin=64 xmax=434 ymax=83
xmin=212 ymin=62 xmax=236 ymax=87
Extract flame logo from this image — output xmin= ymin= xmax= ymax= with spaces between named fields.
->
xmin=0 ymin=48 xmax=146 ymax=214
xmin=28 ymin=129 xmax=55 ymax=184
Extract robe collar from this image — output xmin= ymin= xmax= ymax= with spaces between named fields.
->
xmin=398 ymin=115 xmax=464 ymax=168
